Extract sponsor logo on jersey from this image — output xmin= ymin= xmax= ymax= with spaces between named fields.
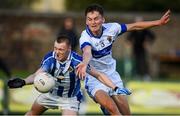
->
xmin=57 ymin=75 xmax=65 ymax=80
xmin=68 ymin=66 xmax=73 ymax=72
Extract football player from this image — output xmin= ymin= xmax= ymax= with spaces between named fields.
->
xmin=8 ymin=35 xmax=130 ymax=115
xmin=76 ymin=4 xmax=170 ymax=115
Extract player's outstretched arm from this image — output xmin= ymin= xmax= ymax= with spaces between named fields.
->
xmin=87 ymin=67 xmax=131 ymax=95
xmin=88 ymin=66 xmax=116 ymax=90
xmin=126 ymin=10 xmax=171 ymax=31
xmin=76 ymin=45 xmax=92 ymax=80
xmin=7 ymin=68 xmax=43 ymax=88
xmin=24 ymin=68 xmax=43 ymax=85
xmin=87 ymin=66 xmax=132 ymax=95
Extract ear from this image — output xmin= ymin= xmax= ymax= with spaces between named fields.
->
xmin=86 ymin=19 xmax=88 ymax=25
xmin=69 ymin=45 xmax=72 ymax=50
xmin=103 ymin=17 xmax=105 ymax=23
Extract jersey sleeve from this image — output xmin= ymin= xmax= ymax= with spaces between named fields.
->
xmin=40 ymin=52 xmax=55 ymax=73
xmin=113 ymin=23 xmax=127 ymax=36
xmin=79 ymin=31 xmax=92 ymax=50
xmin=41 ymin=59 xmax=53 ymax=72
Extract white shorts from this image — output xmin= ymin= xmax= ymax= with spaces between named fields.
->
xmin=85 ymin=71 xmax=124 ymax=97
xmin=36 ymin=93 xmax=80 ymax=112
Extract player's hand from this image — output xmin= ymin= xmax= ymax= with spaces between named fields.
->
xmin=76 ymin=62 xmax=87 ymax=80
xmin=7 ymin=78 xmax=26 ymax=88
xmin=110 ymin=87 xmax=132 ymax=96
xmin=159 ymin=9 xmax=171 ymax=25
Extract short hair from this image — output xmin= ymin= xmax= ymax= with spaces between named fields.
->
xmin=85 ymin=4 xmax=104 ymax=16
xmin=56 ymin=34 xmax=71 ymax=46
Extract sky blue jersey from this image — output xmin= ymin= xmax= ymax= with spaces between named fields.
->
xmin=40 ymin=51 xmax=83 ymax=99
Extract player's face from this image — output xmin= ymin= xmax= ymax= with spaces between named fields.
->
xmin=86 ymin=11 xmax=105 ymax=36
xmin=54 ymin=41 xmax=71 ymax=62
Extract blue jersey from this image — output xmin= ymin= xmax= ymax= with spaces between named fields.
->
xmin=40 ymin=51 xmax=83 ymax=98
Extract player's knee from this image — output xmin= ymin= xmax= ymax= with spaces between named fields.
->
xmin=102 ymin=103 xmax=120 ymax=115
xmin=25 ymin=111 xmax=33 ymax=116
xmin=100 ymin=101 xmax=120 ymax=114
xmin=109 ymin=105 xmax=120 ymax=114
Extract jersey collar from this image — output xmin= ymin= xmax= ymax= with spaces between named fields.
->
xmin=57 ymin=51 xmax=72 ymax=64
xmin=57 ymin=51 xmax=72 ymax=74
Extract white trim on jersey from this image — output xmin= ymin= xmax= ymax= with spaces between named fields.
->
xmin=42 ymin=52 xmax=55 ymax=65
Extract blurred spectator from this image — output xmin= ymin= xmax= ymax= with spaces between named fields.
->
xmin=0 ymin=25 xmax=10 ymax=115
xmin=0 ymin=58 xmax=11 ymax=78
xmin=0 ymin=57 xmax=11 ymax=115
xmin=0 ymin=25 xmax=11 ymax=78
xmin=126 ymin=16 xmax=155 ymax=81
xmin=58 ymin=17 xmax=79 ymax=51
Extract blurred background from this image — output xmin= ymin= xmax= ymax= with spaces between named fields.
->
xmin=0 ymin=0 xmax=180 ymax=115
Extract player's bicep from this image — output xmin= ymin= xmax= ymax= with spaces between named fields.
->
xmin=35 ymin=68 xmax=44 ymax=75
xmin=126 ymin=23 xmax=136 ymax=31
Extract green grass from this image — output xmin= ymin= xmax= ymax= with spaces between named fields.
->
xmin=1 ymin=69 xmax=180 ymax=115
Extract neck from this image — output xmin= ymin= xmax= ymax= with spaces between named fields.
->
xmin=92 ymin=27 xmax=102 ymax=36
xmin=59 ymin=58 xmax=67 ymax=63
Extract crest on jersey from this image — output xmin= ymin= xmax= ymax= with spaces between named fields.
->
xmin=68 ymin=66 xmax=73 ymax=72
xmin=107 ymin=36 xmax=112 ymax=43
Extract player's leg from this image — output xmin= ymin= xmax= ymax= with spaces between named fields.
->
xmin=95 ymin=90 xmax=120 ymax=115
xmin=25 ymin=101 xmax=47 ymax=115
xmin=112 ymin=95 xmax=131 ymax=115
xmin=85 ymin=74 xmax=120 ymax=115
xmin=100 ymin=105 xmax=110 ymax=115
xmin=109 ymin=71 xmax=131 ymax=115
xmin=61 ymin=96 xmax=81 ymax=116
xmin=62 ymin=109 xmax=77 ymax=115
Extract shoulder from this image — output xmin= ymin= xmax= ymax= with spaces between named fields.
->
xmin=104 ymin=23 xmax=127 ymax=36
xmin=44 ymin=51 xmax=54 ymax=57
xmin=79 ymin=30 xmax=92 ymax=47
xmin=104 ymin=23 xmax=127 ymax=29
xmin=80 ymin=30 xmax=90 ymax=38
xmin=103 ymin=22 xmax=121 ymax=28
xmin=80 ymin=30 xmax=91 ymax=42
xmin=71 ymin=52 xmax=82 ymax=66
xmin=71 ymin=52 xmax=82 ymax=62
xmin=42 ymin=51 xmax=56 ymax=63
xmin=103 ymin=23 xmax=122 ymax=32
